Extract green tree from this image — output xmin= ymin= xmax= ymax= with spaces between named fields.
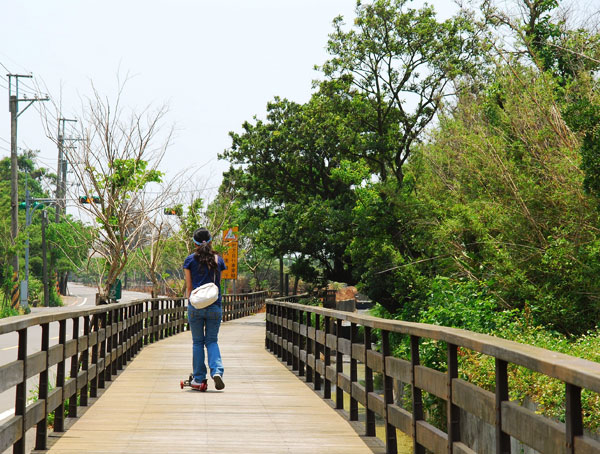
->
xmin=221 ymin=94 xmax=358 ymax=285
xmin=319 ymin=0 xmax=481 ymax=184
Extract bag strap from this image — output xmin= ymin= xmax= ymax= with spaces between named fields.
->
xmin=201 ymin=255 xmax=219 ymax=284
xmin=213 ymin=255 xmax=218 ymax=283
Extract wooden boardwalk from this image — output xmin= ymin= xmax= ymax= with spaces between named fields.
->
xmin=38 ymin=313 xmax=383 ymax=454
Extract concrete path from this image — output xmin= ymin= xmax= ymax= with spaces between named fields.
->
xmin=38 ymin=313 xmax=382 ymax=454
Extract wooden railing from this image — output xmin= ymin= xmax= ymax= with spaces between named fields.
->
xmin=268 ymin=289 xmax=337 ymax=307
xmin=0 ymin=292 xmax=267 ymax=454
xmin=222 ymin=291 xmax=268 ymax=320
xmin=265 ymin=299 xmax=600 ymax=454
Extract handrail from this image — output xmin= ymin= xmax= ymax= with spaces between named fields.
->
xmin=0 ymin=291 xmax=267 ymax=454
xmin=0 ymin=297 xmax=170 ymax=335
xmin=265 ymin=299 xmax=600 ymax=454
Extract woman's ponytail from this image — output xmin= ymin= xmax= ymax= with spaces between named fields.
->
xmin=192 ymin=228 xmax=218 ymax=271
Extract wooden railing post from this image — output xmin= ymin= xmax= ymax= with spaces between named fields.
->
xmin=118 ymin=307 xmax=125 ymax=369
xmin=144 ymin=301 xmax=150 ymax=345
xmin=280 ymin=304 xmax=285 ymax=360
xmin=105 ymin=310 xmax=113 ymax=383
xmin=35 ymin=323 xmax=50 ymax=450
xmin=349 ymin=322 xmax=358 ymax=421
xmin=364 ymin=326 xmax=375 ymax=436
xmin=495 ymin=358 xmax=511 ymax=454
xmin=292 ymin=308 xmax=299 ymax=371
xmin=90 ymin=315 xmax=99 ymax=398
xmin=264 ymin=302 xmax=270 ymax=350
xmin=68 ymin=316 xmax=80 ymax=418
xmin=382 ymin=330 xmax=397 ymax=454
xmin=298 ymin=309 xmax=305 ymax=377
xmin=176 ymin=300 xmax=183 ymax=334
xmin=158 ymin=301 xmax=164 ymax=340
xmin=111 ymin=309 xmax=118 ymax=376
xmin=324 ymin=315 xmax=332 ymax=400
xmin=314 ymin=313 xmax=322 ymax=391
xmin=305 ymin=309 xmax=313 ymax=384
xmin=134 ymin=303 xmax=141 ymax=352
xmin=286 ymin=307 xmax=293 ymax=367
xmin=98 ymin=312 xmax=106 ymax=389
xmin=411 ymin=335 xmax=425 ymax=454
xmin=125 ymin=306 xmax=131 ymax=363
xmin=566 ymin=383 xmax=583 ymax=454
xmin=276 ymin=305 xmax=283 ymax=359
xmin=165 ymin=301 xmax=171 ymax=337
xmin=336 ymin=318 xmax=343 ymax=410
xmin=14 ymin=327 xmax=27 ymax=454
xmin=54 ymin=319 xmax=67 ymax=432
xmin=80 ymin=315 xmax=90 ymax=407
xmin=170 ymin=299 xmax=176 ymax=335
xmin=447 ymin=343 xmax=460 ymax=454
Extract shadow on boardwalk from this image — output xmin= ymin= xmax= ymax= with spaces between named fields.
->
xmin=35 ymin=313 xmax=384 ymax=454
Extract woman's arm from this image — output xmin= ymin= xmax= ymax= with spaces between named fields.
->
xmin=184 ymin=268 xmax=192 ymax=298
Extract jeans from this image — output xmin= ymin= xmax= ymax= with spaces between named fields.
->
xmin=187 ymin=303 xmax=224 ymax=382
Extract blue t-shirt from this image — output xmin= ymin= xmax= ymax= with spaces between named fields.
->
xmin=183 ymin=253 xmax=227 ymax=306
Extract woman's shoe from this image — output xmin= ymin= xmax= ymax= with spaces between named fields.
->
xmin=213 ymin=374 xmax=225 ymax=390
xmin=191 ymin=379 xmax=208 ymax=392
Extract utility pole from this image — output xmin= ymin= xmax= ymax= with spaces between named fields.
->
xmin=24 ymin=177 xmax=30 ymax=307
xmin=56 ymin=117 xmax=76 ymax=223
xmin=41 ymin=210 xmax=49 ymax=307
xmin=7 ymin=73 xmax=48 ymax=308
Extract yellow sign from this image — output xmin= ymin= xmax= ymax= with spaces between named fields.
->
xmin=221 ymin=227 xmax=238 ymax=280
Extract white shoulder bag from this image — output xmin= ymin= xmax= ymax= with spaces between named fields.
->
xmin=189 ymin=255 xmax=219 ymax=309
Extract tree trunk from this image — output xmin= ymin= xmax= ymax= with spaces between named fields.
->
xmin=151 ymin=276 xmax=159 ymax=299
xmin=58 ymin=271 xmax=69 ymax=295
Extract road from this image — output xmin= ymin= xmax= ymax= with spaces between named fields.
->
xmin=0 ymin=283 xmax=151 ymax=426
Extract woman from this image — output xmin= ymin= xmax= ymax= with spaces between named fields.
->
xmin=183 ymin=227 xmax=227 ymax=391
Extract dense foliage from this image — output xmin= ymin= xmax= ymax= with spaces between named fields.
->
xmin=0 ymin=151 xmax=90 ymax=309
xmin=219 ymin=0 xmax=600 ymax=427
xmin=222 ymin=0 xmax=600 ymax=337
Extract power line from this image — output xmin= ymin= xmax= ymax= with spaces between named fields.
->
xmin=0 ymin=52 xmax=32 ymax=76
xmin=0 ymin=60 xmax=11 ymax=74
xmin=18 ymin=80 xmax=42 ymax=95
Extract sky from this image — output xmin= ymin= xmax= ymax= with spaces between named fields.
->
xmin=0 ymin=0 xmax=460 ymax=208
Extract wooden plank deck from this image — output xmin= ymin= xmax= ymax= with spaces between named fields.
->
xmin=38 ymin=313 xmax=383 ymax=454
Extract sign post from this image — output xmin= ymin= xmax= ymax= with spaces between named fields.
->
xmin=221 ymin=227 xmax=239 ymax=294
xmin=108 ymin=279 xmax=122 ymax=302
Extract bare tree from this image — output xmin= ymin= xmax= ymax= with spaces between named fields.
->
xmin=132 ymin=210 xmax=178 ymax=298
xmin=58 ymin=81 xmax=176 ymax=301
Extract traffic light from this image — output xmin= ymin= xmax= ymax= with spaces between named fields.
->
xmin=18 ymin=201 xmax=43 ymax=210
xmin=79 ymin=196 xmax=100 ymax=204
